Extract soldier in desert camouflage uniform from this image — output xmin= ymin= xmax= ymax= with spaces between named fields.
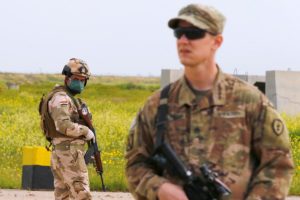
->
xmin=42 ymin=58 xmax=94 ymax=200
xmin=125 ymin=3 xmax=294 ymax=200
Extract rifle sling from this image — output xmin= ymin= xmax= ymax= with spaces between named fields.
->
xmin=155 ymin=84 xmax=171 ymax=149
xmin=66 ymin=91 xmax=81 ymax=111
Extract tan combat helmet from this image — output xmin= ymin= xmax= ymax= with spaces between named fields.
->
xmin=62 ymin=58 xmax=91 ymax=79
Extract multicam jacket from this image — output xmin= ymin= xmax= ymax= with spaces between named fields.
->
xmin=125 ymin=70 xmax=294 ymax=200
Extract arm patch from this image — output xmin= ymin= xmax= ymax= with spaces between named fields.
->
xmin=272 ymin=119 xmax=284 ymax=136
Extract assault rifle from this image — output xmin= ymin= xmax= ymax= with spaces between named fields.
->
xmin=78 ymin=103 xmax=106 ymax=191
xmin=149 ymin=142 xmax=231 ymax=200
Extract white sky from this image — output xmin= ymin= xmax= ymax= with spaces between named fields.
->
xmin=0 ymin=0 xmax=299 ymax=76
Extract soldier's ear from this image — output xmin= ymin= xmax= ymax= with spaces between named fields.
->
xmin=212 ymin=34 xmax=223 ymax=50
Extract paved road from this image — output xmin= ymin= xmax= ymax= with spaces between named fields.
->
xmin=288 ymin=197 xmax=300 ymax=200
xmin=0 ymin=189 xmax=299 ymax=200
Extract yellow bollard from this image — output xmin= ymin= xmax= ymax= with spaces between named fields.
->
xmin=22 ymin=146 xmax=51 ymax=166
xmin=21 ymin=146 xmax=54 ymax=190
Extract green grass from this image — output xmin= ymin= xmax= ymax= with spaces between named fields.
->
xmin=283 ymin=115 xmax=300 ymax=195
xmin=0 ymin=80 xmax=157 ymax=191
xmin=0 ymin=75 xmax=300 ymax=195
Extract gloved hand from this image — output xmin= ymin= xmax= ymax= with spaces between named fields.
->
xmin=85 ymin=129 xmax=95 ymax=143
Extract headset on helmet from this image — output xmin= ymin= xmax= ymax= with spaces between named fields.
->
xmin=62 ymin=65 xmax=72 ymax=77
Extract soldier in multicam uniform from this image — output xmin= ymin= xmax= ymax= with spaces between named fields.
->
xmin=42 ymin=58 xmax=94 ymax=200
xmin=125 ymin=3 xmax=294 ymax=200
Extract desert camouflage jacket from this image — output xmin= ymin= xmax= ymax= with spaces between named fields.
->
xmin=125 ymin=70 xmax=294 ymax=200
xmin=48 ymin=85 xmax=90 ymax=145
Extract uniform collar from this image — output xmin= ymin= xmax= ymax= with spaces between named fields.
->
xmin=178 ymin=66 xmax=226 ymax=107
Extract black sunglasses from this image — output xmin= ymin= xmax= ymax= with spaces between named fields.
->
xmin=174 ymin=27 xmax=207 ymax=40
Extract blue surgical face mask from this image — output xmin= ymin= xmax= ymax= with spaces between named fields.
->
xmin=67 ymin=79 xmax=85 ymax=94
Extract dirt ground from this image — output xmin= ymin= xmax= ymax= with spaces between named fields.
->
xmin=0 ymin=190 xmax=134 ymax=200
xmin=0 ymin=189 xmax=299 ymax=200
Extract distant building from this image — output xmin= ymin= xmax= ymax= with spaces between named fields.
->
xmin=161 ymin=69 xmax=300 ymax=116
xmin=6 ymin=82 xmax=19 ymax=90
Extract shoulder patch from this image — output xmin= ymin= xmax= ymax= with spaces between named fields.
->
xmin=50 ymin=93 xmax=71 ymax=108
xmin=272 ymin=119 xmax=284 ymax=136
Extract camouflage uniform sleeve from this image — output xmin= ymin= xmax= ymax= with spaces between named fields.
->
xmin=245 ymin=96 xmax=294 ymax=200
xmin=125 ymin=93 xmax=170 ymax=200
xmin=48 ymin=92 xmax=89 ymax=138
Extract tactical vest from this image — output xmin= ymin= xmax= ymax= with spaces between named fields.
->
xmin=38 ymin=85 xmax=79 ymax=141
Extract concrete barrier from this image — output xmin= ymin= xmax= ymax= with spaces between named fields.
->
xmin=161 ymin=69 xmax=183 ymax=88
xmin=266 ymin=71 xmax=300 ymax=115
xmin=22 ymin=146 xmax=54 ymax=190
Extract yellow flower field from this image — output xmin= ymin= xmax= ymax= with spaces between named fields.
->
xmin=0 ymin=80 xmax=156 ymax=191
xmin=0 ymin=77 xmax=300 ymax=194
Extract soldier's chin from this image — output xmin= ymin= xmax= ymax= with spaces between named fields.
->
xmin=68 ymin=87 xmax=83 ymax=95
xmin=180 ymin=60 xmax=195 ymax=68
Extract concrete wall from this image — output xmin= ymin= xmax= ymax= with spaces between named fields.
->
xmin=161 ymin=69 xmax=184 ymax=88
xmin=266 ymin=71 xmax=300 ymax=115
xmin=161 ymin=69 xmax=300 ymax=116
xmin=161 ymin=69 xmax=265 ymax=91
